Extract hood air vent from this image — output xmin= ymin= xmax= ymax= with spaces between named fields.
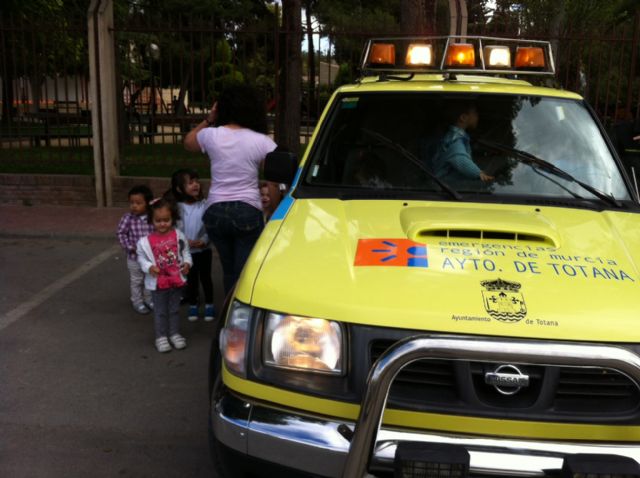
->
xmin=420 ymin=229 xmax=551 ymax=245
xmin=400 ymin=206 xmax=560 ymax=248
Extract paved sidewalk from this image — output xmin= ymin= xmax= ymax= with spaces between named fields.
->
xmin=0 ymin=204 xmax=126 ymax=239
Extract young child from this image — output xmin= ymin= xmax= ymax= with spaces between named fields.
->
xmin=116 ymin=185 xmax=155 ymax=314
xmin=170 ymin=168 xmax=215 ymax=322
xmin=137 ymin=198 xmax=192 ymax=353
xmin=259 ymin=180 xmax=284 ymax=222
xmin=433 ymin=101 xmax=493 ymax=184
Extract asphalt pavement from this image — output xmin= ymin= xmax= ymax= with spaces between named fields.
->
xmin=0 ymin=204 xmax=125 ymax=240
xmin=0 ymin=204 xmax=222 ymax=477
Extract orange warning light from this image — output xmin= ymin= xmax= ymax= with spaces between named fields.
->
xmin=368 ymin=43 xmax=396 ymax=66
xmin=445 ymin=43 xmax=475 ymax=68
xmin=515 ymin=47 xmax=545 ymax=69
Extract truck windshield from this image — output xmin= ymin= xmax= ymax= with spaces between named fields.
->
xmin=304 ymin=93 xmax=630 ymax=202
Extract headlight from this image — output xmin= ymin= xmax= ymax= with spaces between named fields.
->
xmin=263 ymin=313 xmax=344 ymax=374
xmin=220 ymin=301 xmax=252 ymax=376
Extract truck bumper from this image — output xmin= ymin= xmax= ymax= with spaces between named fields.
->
xmin=212 ymin=389 xmax=640 ymax=477
xmin=213 ymin=336 xmax=640 ymax=477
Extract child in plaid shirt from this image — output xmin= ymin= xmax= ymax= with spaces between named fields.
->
xmin=117 ymin=185 xmax=155 ymax=314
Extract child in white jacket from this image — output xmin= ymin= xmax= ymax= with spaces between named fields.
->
xmin=137 ymin=198 xmax=192 ymax=353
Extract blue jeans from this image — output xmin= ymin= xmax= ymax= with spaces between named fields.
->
xmin=203 ymin=201 xmax=264 ymax=295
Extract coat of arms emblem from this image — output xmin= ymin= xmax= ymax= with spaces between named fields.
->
xmin=480 ymin=278 xmax=527 ymax=322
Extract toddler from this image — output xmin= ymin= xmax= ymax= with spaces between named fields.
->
xmin=170 ymin=169 xmax=215 ymax=322
xmin=259 ymin=180 xmax=285 ymax=222
xmin=137 ymin=198 xmax=192 ymax=353
xmin=116 ymin=185 xmax=155 ymax=314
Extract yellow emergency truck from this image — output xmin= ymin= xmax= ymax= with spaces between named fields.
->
xmin=209 ymin=36 xmax=640 ymax=477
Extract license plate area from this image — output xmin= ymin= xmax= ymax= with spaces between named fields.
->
xmin=394 ymin=442 xmax=470 ymax=478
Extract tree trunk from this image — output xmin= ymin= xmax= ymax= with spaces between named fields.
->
xmin=305 ymin=2 xmax=316 ymax=118
xmin=1 ymin=62 xmax=15 ymax=124
xmin=425 ymin=0 xmax=437 ymax=35
xmin=276 ymin=0 xmax=302 ymax=157
xmin=400 ymin=0 xmax=428 ymax=35
xmin=29 ymin=77 xmax=42 ymax=115
xmin=549 ymin=0 xmax=566 ymax=60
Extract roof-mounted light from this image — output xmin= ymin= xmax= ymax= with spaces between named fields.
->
xmin=405 ymin=43 xmax=434 ymax=67
xmin=445 ymin=43 xmax=475 ymax=68
xmin=515 ymin=47 xmax=546 ymax=69
xmin=484 ymin=45 xmax=511 ymax=68
xmin=360 ymin=36 xmax=555 ymax=77
xmin=368 ymin=43 xmax=395 ymax=66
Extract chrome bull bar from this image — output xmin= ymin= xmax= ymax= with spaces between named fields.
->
xmin=342 ymin=335 xmax=640 ymax=477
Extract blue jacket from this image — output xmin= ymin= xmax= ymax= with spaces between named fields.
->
xmin=432 ymin=126 xmax=481 ymax=182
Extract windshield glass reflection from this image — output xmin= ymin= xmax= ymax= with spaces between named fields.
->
xmin=305 ymin=93 xmax=630 ymax=202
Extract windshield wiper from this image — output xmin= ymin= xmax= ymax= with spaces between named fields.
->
xmin=360 ymin=128 xmax=461 ymax=201
xmin=477 ymin=139 xmax=623 ymax=209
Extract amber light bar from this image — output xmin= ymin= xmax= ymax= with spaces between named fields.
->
xmin=361 ymin=36 xmax=555 ymax=76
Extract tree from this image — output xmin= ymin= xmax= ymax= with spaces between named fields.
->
xmin=112 ymin=0 xmax=277 ymax=144
xmin=305 ymin=0 xmax=318 ymax=118
xmin=400 ymin=0 xmax=435 ymax=34
xmin=115 ymin=0 xmax=275 ymax=111
xmin=276 ymin=0 xmax=302 ymax=156
xmin=313 ymin=0 xmax=398 ymax=84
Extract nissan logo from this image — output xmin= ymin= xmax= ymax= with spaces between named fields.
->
xmin=484 ymin=364 xmax=530 ymax=395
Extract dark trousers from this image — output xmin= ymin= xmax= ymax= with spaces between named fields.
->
xmin=185 ymin=248 xmax=214 ymax=305
xmin=202 ymin=201 xmax=264 ymax=295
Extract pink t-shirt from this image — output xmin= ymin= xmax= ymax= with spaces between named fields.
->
xmin=197 ymin=126 xmax=277 ymax=210
xmin=148 ymin=230 xmax=185 ymax=289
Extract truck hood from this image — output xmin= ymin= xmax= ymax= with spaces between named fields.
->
xmin=252 ymin=199 xmax=640 ymax=342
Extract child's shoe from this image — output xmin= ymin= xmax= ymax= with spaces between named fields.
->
xmin=155 ymin=337 xmax=171 ymax=353
xmin=169 ymin=334 xmax=187 ymax=350
xmin=144 ymin=300 xmax=154 ymax=311
xmin=133 ymin=303 xmax=150 ymax=315
xmin=188 ymin=305 xmax=199 ymax=322
xmin=204 ymin=304 xmax=215 ymax=322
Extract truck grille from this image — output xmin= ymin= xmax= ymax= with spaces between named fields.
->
xmin=370 ymin=341 xmax=460 ymax=407
xmin=370 ymin=340 xmax=640 ymax=421
xmin=554 ymin=368 xmax=640 ymax=413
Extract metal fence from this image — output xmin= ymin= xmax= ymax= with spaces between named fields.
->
xmin=111 ymin=14 xmax=281 ymax=177
xmin=0 ymin=14 xmax=93 ymax=174
xmin=2 ymin=9 xmax=640 ymax=179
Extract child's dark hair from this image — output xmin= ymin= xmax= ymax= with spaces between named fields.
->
xmin=216 ymin=84 xmax=268 ymax=134
xmin=444 ymin=100 xmax=478 ymax=126
xmin=147 ymin=197 xmax=180 ymax=225
xmin=170 ymin=168 xmax=203 ymax=202
xmin=128 ymin=185 xmax=153 ymax=204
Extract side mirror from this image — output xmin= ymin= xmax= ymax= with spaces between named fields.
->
xmin=264 ymin=151 xmax=298 ymax=185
